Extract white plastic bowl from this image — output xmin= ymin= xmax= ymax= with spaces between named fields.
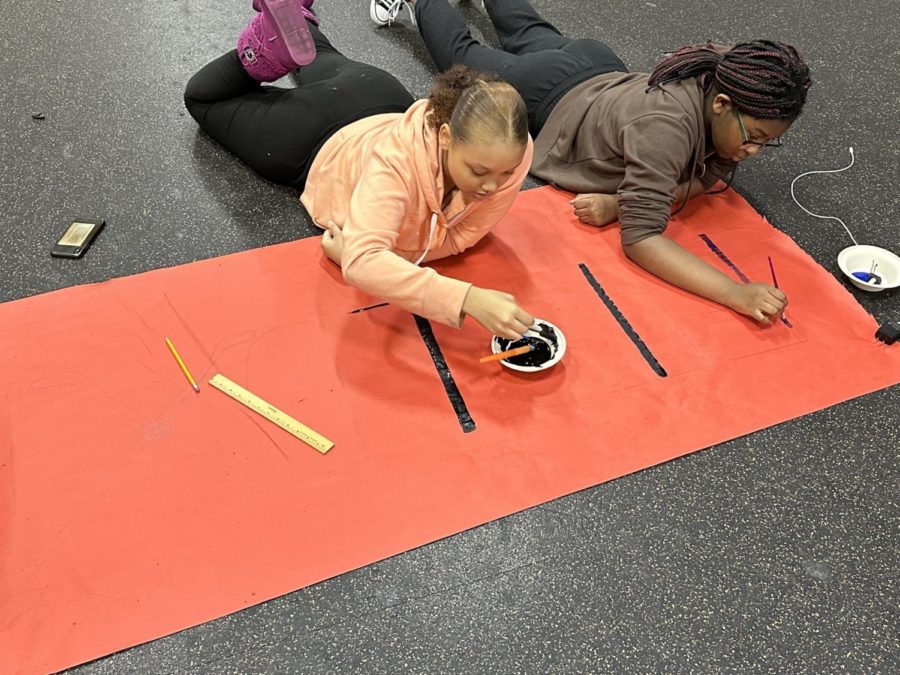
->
xmin=490 ymin=319 xmax=567 ymax=373
xmin=837 ymin=245 xmax=900 ymax=292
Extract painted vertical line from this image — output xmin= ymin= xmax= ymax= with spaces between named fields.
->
xmin=579 ymin=263 xmax=667 ymax=377
xmin=699 ymin=234 xmax=792 ymax=327
xmin=413 ymin=315 xmax=476 ymax=433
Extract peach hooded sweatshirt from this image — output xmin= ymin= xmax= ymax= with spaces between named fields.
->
xmin=300 ymin=99 xmax=533 ymax=328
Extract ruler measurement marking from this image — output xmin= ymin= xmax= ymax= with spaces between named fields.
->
xmin=209 ymin=373 xmax=334 ymax=454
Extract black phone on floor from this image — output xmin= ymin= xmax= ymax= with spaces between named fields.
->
xmin=50 ymin=219 xmax=105 ymax=258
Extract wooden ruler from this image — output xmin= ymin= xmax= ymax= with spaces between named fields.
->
xmin=208 ymin=373 xmax=334 ymax=454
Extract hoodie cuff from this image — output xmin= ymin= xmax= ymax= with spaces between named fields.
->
xmin=421 ymin=275 xmax=472 ymax=328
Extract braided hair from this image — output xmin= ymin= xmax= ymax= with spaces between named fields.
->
xmin=647 ymin=40 xmax=811 ymax=119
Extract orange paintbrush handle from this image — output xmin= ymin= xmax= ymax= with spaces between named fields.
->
xmin=479 ymin=344 xmax=533 ymax=363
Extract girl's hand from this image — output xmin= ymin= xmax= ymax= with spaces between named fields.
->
xmin=320 ymin=220 xmax=343 ymax=265
xmin=570 ymin=193 xmax=619 ymax=227
xmin=462 ymin=286 xmax=535 ymax=340
xmin=727 ymin=283 xmax=788 ymax=324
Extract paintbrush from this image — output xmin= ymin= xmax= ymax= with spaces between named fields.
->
xmin=480 ymin=344 xmax=534 ymax=363
xmin=767 ymin=255 xmax=789 ymax=323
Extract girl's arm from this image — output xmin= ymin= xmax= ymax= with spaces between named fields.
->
xmin=624 ymin=234 xmax=787 ymax=323
xmin=340 ymin=159 xmax=472 ymax=328
xmin=672 ymin=178 xmax=707 ymax=204
xmin=339 ymin=149 xmax=535 ymax=336
xmin=611 ymin=117 xmax=784 ymax=322
xmin=572 ymin=179 xmax=702 ymax=227
xmin=572 ymin=149 xmax=735 ymax=227
xmin=323 ymin=218 xmax=533 ymax=337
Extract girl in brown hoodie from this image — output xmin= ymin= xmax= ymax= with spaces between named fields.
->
xmin=396 ymin=0 xmax=811 ymax=325
xmin=185 ymin=2 xmax=536 ymax=339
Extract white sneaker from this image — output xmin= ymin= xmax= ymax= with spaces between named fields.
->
xmin=370 ymin=0 xmax=416 ymax=27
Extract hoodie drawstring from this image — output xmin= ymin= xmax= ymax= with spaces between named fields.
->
xmin=414 ymin=212 xmax=438 ymax=266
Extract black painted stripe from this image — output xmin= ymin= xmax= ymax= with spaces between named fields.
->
xmin=348 ymin=302 xmax=389 ymax=314
xmin=579 ymin=263 xmax=667 ymax=377
xmin=413 ymin=315 xmax=476 ymax=433
xmin=699 ymin=234 xmax=793 ymax=327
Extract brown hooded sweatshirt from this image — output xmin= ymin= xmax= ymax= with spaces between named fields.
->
xmin=531 ymin=72 xmax=736 ymax=245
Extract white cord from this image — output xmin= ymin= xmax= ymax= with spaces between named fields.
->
xmin=414 ymin=212 xmax=438 ymax=266
xmin=790 ymin=147 xmax=859 ymax=246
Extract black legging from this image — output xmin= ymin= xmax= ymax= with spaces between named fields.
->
xmin=415 ymin=0 xmax=626 ymax=136
xmin=184 ymin=24 xmax=415 ymax=189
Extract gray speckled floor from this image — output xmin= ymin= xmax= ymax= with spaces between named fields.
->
xmin=3 ymin=0 xmax=898 ymax=673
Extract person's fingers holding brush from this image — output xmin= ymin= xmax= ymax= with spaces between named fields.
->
xmin=462 ymin=286 xmax=534 ymax=340
xmin=769 ymin=286 xmax=788 ymax=318
xmin=509 ymin=305 xmax=535 ymax=338
xmin=729 ymin=283 xmax=787 ymax=325
xmin=758 ymin=289 xmax=784 ymax=318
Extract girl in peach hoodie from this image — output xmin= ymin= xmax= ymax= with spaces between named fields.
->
xmin=185 ymin=0 xmax=535 ymax=339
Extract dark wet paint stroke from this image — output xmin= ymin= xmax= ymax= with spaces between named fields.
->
xmin=348 ymin=302 xmax=389 ymax=314
xmin=413 ymin=315 xmax=476 ymax=433
xmin=699 ymin=234 xmax=793 ymax=328
xmin=578 ymin=263 xmax=668 ymax=377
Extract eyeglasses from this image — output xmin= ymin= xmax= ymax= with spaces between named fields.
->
xmin=735 ymin=111 xmax=783 ymax=148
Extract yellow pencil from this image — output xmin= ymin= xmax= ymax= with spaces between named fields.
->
xmin=165 ymin=337 xmax=200 ymax=393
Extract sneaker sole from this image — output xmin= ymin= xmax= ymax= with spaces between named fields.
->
xmin=261 ymin=0 xmax=316 ymax=66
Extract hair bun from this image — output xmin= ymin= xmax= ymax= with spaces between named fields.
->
xmin=438 ymin=64 xmax=485 ymax=91
xmin=426 ymin=65 xmax=528 ymax=146
xmin=428 ymin=64 xmax=501 ymax=131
